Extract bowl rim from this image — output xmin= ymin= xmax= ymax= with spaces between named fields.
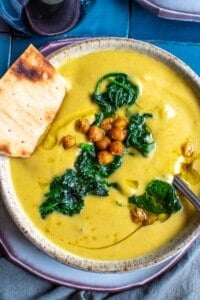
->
xmin=1 ymin=37 xmax=200 ymax=273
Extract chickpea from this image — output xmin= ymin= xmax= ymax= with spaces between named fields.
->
xmin=107 ymin=127 xmax=127 ymax=142
xmin=95 ymin=136 xmax=111 ymax=151
xmin=100 ymin=117 xmax=113 ymax=132
xmin=181 ymin=141 xmax=195 ymax=157
xmin=75 ymin=118 xmax=90 ymax=133
xmin=62 ymin=135 xmax=76 ymax=149
xmin=112 ymin=116 xmax=128 ymax=129
xmin=130 ymin=207 xmax=147 ymax=223
xmin=108 ymin=141 xmax=125 ymax=155
xmin=87 ymin=125 xmax=104 ymax=142
xmin=97 ymin=150 xmax=113 ymax=165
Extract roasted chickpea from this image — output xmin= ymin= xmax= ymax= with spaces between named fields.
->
xmin=100 ymin=117 xmax=113 ymax=132
xmin=62 ymin=135 xmax=76 ymax=149
xmin=87 ymin=125 xmax=104 ymax=142
xmin=95 ymin=136 xmax=111 ymax=151
xmin=112 ymin=116 xmax=128 ymax=129
xmin=130 ymin=207 xmax=147 ymax=223
xmin=108 ymin=141 xmax=125 ymax=155
xmin=75 ymin=118 xmax=90 ymax=133
xmin=181 ymin=141 xmax=195 ymax=157
xmin=97 ymin=150 xmax=113 ymax=164
xmin=107 ymin=127 xmax=127 ymax=142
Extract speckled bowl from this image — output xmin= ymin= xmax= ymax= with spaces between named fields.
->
xmin=0 ymin=38 xmax=200 ymax=273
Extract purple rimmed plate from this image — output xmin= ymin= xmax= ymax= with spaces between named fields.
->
xmin=136 ymin=0 xmax=200 ymax=22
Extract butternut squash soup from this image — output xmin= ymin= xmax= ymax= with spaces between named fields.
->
xmin=8 ymin=40 xmax=200 ymax=266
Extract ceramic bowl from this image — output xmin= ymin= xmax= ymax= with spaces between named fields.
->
xmin=0 ymin=38 xmax=200 ymax=273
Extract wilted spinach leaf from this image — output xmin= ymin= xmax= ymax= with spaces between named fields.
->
xmin=40 ymin=169 xmax=84 ymax=219
xmin=129 ymin=179 xmax=182 ymax=215
xmin=93 ymin=73 xmax=139 ymax=116
xmin=125 ymin=113 xmax=155 ymax=157
xmin=40 ymin=144 xmax=123 ymax=219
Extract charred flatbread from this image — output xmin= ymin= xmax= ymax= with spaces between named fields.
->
xmin=0 ymin=44 xmax=66 ymax=157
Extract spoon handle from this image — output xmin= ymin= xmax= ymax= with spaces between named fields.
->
xmin=173 ymin=176 xmax=200 ymax=212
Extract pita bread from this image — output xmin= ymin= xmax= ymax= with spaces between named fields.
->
xmin=0 ymin=44 xmax=66 ymax=157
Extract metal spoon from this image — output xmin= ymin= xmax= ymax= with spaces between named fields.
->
xmin=173 ymin=176 xmax=200 ymax=212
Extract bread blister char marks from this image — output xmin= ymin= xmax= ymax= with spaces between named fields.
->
xmin=0 ymin=44 xmax=67 ymax=157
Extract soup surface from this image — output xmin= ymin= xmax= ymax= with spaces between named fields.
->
xmin=10 ymin=49 xmax=200 ymax=260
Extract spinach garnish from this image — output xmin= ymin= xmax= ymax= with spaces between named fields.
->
xmin=40 ymin=169 xmax=84 ymax=219
xmin=129 ymin=180 xmax=182 ymax=215
xmin=40 ymin=144 xmax=122 ymax=218
xmin=76 ymin=143 xmax=123 ymax=179
xmin=93 ymin=73 xmax=139 ymax=116
xmin=92 ymin=112 xmax=105 ymax=126
xmin=125 ymin=113 xmax=155 ymax=157
xmin=40 ymin=72 xmax=180 ymax=222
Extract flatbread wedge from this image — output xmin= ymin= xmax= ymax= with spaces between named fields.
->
xmin=0 ymin=44 xmax=66 ymax=157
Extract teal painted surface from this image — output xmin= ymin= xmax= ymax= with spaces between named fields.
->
xmin=130 ymin=2 xmax=200 ymax=42
xmin=151 ymin=41 xmax=200 ymax=75
xmin=0 ymin=33 xmax=11 ymax=76
xmin=67 ymin=0 xmax=130 ymax=38
xmin=11 ymin=37 xmax=59 ymax=63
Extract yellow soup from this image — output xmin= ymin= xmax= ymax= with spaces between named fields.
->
xmin=10 ymin=50 xmax=200 ymax=261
